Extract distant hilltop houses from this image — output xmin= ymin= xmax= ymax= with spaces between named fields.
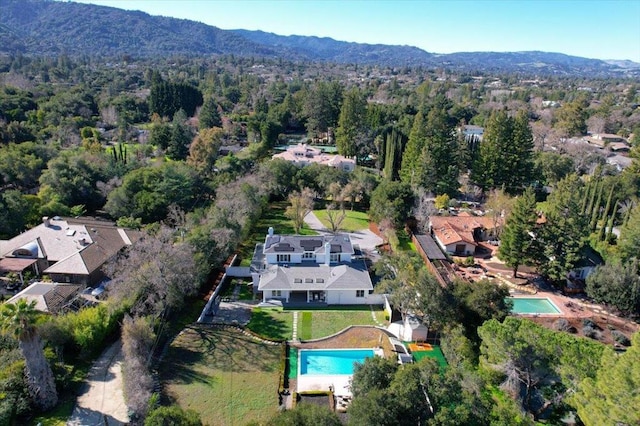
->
xmin=272 ymin=143 xmax=356 ymax=172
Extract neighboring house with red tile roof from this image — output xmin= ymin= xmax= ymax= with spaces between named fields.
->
xmin=428 ymin=215 xmax=500 ymax=256
xmin=0 ymin=216 xmax=141 ymax=287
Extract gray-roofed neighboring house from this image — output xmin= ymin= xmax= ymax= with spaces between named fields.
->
xmin=0 ymin=216 xmax=141 ymax=287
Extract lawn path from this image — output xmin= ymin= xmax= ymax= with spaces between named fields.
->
xmin=292 ymin=311 xmax=299 ymax=341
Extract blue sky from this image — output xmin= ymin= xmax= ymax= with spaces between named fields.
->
xmin=73 ymin=0 xmax=640 ymax=61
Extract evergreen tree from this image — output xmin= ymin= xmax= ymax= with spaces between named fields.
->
xmin=511 ymin=110 xmax=535 ymax=190
xmin=539 ymin=174 xmax=588 ymax=283
xmin=472 ymin=110 xmax=514 ymax=191
xmin=400 ymin=98 xmax=459 ymax=195
xmin=498 ymin=187 xmax=538 ymax=277
xmin=572 ymin=333 xmax=640 ymax=426
xmin=399 ymin=108 xmax=427 ymax=187
xmin=383 ymin=128 xmax=405 ymax=181
xmin=167 ymin=110 xmax=192 ymax=161
xmin=589 ymin=180 xmax=604 ymax=233
xmin=618 ymin=204 xmax=640 ymax=262
xmin=335 ymin=87 xmax=367 ymax=158
xmin=198 ymin=97 xmax=221 ymax=130
xmin=598 ymin=185 xmax=615 ymax=241
xmin=303 ymin=81 xmax=343 ymax=135
xmin=472 ymin=110 xmax=535 ymax=194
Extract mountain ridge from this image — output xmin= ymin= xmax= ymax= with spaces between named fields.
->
xmin=0 ymin=0 xmax=638 ymax=77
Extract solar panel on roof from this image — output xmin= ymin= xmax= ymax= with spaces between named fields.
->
xmin=274 ymin=243 xmax=294 ymax=252
xmin=330 ymin=244 xmax=341 ymax=253
xmin=300 ymin=239 xmax=323 ymax=250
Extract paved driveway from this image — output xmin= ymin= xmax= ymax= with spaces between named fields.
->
xmin=67 ymin=340 xmax=129 ymax=426
xmin=303 ymin=212 xmax=383 ymax=251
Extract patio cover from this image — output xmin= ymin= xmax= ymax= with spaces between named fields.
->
xmin=0 ymin=257 xmax=37 ymax=273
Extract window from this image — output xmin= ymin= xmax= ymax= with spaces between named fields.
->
xmin=271 ymin=290 xmax=282 ymax=297
xmin=294 ymin=278 xmax=302 ymax=283
xmin=356 ymin=290 xmax=365 ymax=298
xmin=302 ymin=252 xmax=315 ymax=260
xmin=330 ymin=253 xmax=340 ymax=263
xmin=277 ymin=254 xmax=291 ymax=263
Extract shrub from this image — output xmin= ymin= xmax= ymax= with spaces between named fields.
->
xmin=57 ymin=304 xmax=123 ymax=359
xmin=553 ymin=318 xmax=570 ymax=332
xmin=582 ymin=318 xmax=597 ymax=329
xmin=611 ymin=330 xmax=631 ymax=346
xmin=278 ymin=344 xmax=287 ymax=395
xmin=145 ymin=405 xmax=202 ymax=426
xmin=582 ymin=325 xmax=601 ymax=340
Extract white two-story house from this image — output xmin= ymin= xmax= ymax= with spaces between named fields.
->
xmin=252 ymin=228 xmax=381 ymax=305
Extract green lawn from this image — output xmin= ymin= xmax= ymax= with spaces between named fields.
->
xmin=246 ymin=308 xmax=294 ymax=341
xmin=246 ymin=306 xmax=386 ymax=341
xmin=295 ymin=307 xmax=385 ymax=340
xmin=299 ymin=312 xmax=313 ymax=340
xmin=239 ymin=202 xmax=318 ymax=266
xmin=313 ymin=209 xmax=370 ymax=232
xmin=160 ymin=326 xmax=282 ymax=426
xmin=397 ymin=229 xmax=416 ymax=251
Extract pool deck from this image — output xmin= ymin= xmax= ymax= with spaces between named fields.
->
xmin=476 ymin=256 xmax=610 ymax=319
xmin=296 ymin=348 xmax=384 ymax=397
xmin=509 ymin=292 xmax=601 ymax=318
xmin=297 ymin=374 xmax=353 ymax=396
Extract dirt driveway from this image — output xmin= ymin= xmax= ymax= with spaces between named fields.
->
xmin=67 ymin=340 xmax=129 ymax=426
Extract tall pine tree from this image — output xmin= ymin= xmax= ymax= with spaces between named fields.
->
xmin=498 ymin=187 xmax=538 ymax=277
xmin=399 ymin=97 xmax=459 ymax=195
xmin=539 ymin=174 xmax=588 ymax=283
xmin=472 ymin=109 xmax=535 ymax=194
xmin=335 ymin=87 xmax=367 ymax=159
xmin=198 ymin=97 xmax=222 ymax=130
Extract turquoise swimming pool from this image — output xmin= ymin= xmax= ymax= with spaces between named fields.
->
xmin=509 ymin=297 xmax=561 ymax=314
xmin=299 ymin=349 xmax=375 ymax=375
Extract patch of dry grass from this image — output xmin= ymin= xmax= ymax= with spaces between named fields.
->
xmin=160 ymin=326 xmax=282 ymax=425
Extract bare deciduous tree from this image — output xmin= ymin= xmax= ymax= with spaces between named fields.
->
xmin=587 ymin=115 xmax=607 ymax=135
xmin=105 ymin=226 xmax=201 ymax=317
xmin=485 ymin=188 xmax=514 ymax=238
xmin=121 ymin=315 xmax=155 ymax=418
xmin=324 ymin=203 xmax=346 ymax=233
xmin=285 ymin=188 xmax=315 ymax=233
xmin=412 ymin=190 xmax=437 ymax=233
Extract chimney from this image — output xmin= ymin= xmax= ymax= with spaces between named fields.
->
xmin=42 ymin=216 xmax=50 ymax=227
xmin=325 ymin=242 xmax=331 ymax=266
xmin=268 ymin=227 xmax=274 ymax=237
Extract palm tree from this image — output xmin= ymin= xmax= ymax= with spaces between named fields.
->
xmin=0 ymin=299 xmax=57 ymax=411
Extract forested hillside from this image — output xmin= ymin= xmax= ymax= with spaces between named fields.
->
xmin=0 ymin=0 xmax=638 ymax=76
xmin=0 ymin=0 xmax=276 ymax=57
